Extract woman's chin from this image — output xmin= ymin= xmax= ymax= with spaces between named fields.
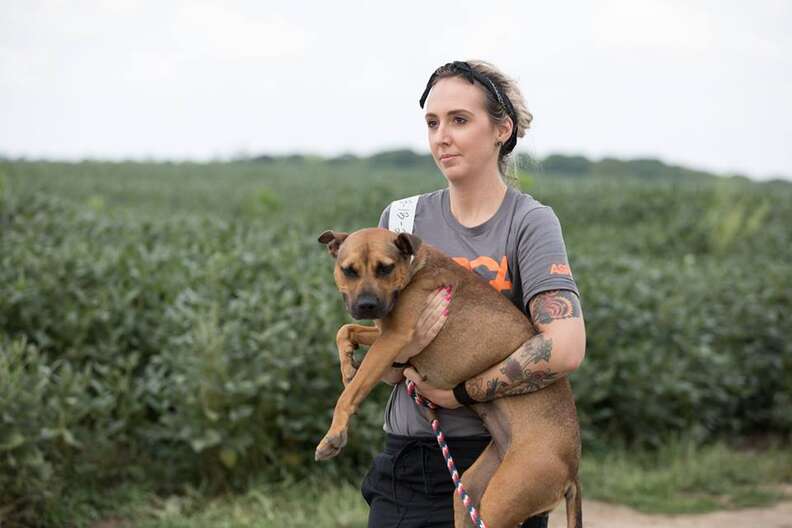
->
xmin=441 ymin=166 xmax=470 ymax=183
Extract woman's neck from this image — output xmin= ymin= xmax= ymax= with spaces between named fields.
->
xmin=448 ymin=171 xmax=508 ymax=228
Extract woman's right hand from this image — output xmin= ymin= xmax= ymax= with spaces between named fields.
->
xmin=395 ymin=285 xmax=452 ymax=363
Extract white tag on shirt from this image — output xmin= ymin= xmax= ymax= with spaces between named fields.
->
xmin=388 ymin=195 xmax=420 ymax=234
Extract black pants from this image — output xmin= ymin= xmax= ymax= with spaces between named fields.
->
xmin=361 ymin=433 xmax=549 ymax=527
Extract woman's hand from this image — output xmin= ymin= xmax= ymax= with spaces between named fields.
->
xmin=394 ymin=285 xmax=452 ymax=363
xmin=403 ymin=367 xmax=461 ymax=409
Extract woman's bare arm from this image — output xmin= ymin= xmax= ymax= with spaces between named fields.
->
xmin=404 ymin=289 xmax=585 ymax=407
xmin=464 ymin=289 xmax=585 ymax=401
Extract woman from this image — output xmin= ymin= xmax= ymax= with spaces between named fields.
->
xmin=362 ymin=60 xmax=586 ymax=528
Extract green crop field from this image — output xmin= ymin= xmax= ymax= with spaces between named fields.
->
xmin=1 ymin=153 xmax=790 ymax=526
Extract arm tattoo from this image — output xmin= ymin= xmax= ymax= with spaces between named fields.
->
xmin=500 ymin=370 xmax=557 ymax=396
xmin=501 ymin=357 xmax=523 ymax=381
xmin=466 ymin=376 xmax=503 ymax=402
xmin=529 ymin=290 xmax=581 ymax=326
xmin=466 ymin=334 xmax=559 ymax=402
xmin=484 ymin=378 xmax=503 ymax=401
xmin=520 ymin=334 xmax=552 ymax=364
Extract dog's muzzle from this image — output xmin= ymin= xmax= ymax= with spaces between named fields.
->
xmin=351 ymin=292 xmax=386 ymax=320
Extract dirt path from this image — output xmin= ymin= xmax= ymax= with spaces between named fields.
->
xmin=549 ymin=498 xmax=792 ymax=528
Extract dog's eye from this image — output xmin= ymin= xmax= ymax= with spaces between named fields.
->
xmin=376 ymin=263 xmax=395 ymax=277
xmin=342 ymin=266 xmax=358 ymax=279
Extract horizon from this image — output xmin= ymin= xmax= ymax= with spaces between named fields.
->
xmin=3 ymin=148 xmax=785 ymax=183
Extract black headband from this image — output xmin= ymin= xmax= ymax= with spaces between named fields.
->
xmin=418 ymin=61 xmax=518 ymax=155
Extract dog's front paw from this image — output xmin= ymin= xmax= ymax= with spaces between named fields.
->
xmin=314 ymin=429 xmax=348 ymax=461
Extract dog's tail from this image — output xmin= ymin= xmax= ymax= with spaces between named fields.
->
xmin=564 ymin=477 xmax=582 ymax=528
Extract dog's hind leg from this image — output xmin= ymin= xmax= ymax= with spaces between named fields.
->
xmin=453 ymin=441 xmax=501 ymax=528
xmin=475 ymin=452 xmax=570 ymax=528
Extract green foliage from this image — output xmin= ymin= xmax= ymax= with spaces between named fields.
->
xmin=240 ymin=187 xmax=281 ymax=217
xmin=703 ymin=182 xmax=771 ymax=255
xmin=535 ymin=153 xmax=714 ymax=180
xmin=516 ymin=169 xmax=534 ymax=189
xmin=581 ymin=434 xmax=792 ymax=513
xmin=0 ymin=157 xmax=790 ymax=525
xmin=572 ymin=253 xmax=792 ymax=449
xmin=367 ymin=149 xmax=432 ymax=168
xmin=591 ymin=157 xmax=712 ymax=180
xmin=541 ymin=154 xmax=591 ymax=175
xmin=0 ymin=337 xmax=101 ymax=525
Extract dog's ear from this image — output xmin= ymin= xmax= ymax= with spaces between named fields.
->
xmin=318 ymin=230 xmax=349 ymax=259
xmin=394 ymin=232 xmax=422 ymax=258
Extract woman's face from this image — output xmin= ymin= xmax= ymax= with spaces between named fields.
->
xmin=423 ymin=76 xmax=507 ymax=183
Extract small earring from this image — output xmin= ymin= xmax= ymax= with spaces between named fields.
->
xmin=495 ymin=140 xmax=502 ymax=147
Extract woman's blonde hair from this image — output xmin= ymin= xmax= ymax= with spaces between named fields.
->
xmin=422 ymin=60 xmax=533 ymax=187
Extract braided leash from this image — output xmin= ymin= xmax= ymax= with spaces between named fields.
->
xmin=405 ymin=379 xmax=488 ymax=528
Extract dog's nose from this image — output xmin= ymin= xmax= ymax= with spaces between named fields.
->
xmin=357 ymin=298 xmax=377 ymax=311
xmin=353 ymin=293 xmax=381 ymax=319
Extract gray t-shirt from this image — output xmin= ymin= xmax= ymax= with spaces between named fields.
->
xmin=378 ymin=186 xmax=580 ymax=437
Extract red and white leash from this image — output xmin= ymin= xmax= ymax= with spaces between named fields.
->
xmin=405 ymin=379 xmax=488 ymax=528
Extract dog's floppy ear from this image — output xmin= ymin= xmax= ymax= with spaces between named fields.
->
xmin=394 ymin=232 xmax=422 ymax=258
xmin=318 ymin=230 xmax=349 ymax=259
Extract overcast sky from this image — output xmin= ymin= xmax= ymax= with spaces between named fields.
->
xmin=1 ymin=0 xmax=790 ymax=180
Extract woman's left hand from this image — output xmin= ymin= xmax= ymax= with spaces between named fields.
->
xmin=403 ymin=367 xmax=462 ymax=409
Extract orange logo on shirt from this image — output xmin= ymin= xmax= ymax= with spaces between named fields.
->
xmin=452 ymin=256 xmax=512 ymax=293
xmin=550 ymin=263 xmax=572 ymax=276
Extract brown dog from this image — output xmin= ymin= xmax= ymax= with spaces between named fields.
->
xmin=316 ymin=227 xmax=582 ymax=528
